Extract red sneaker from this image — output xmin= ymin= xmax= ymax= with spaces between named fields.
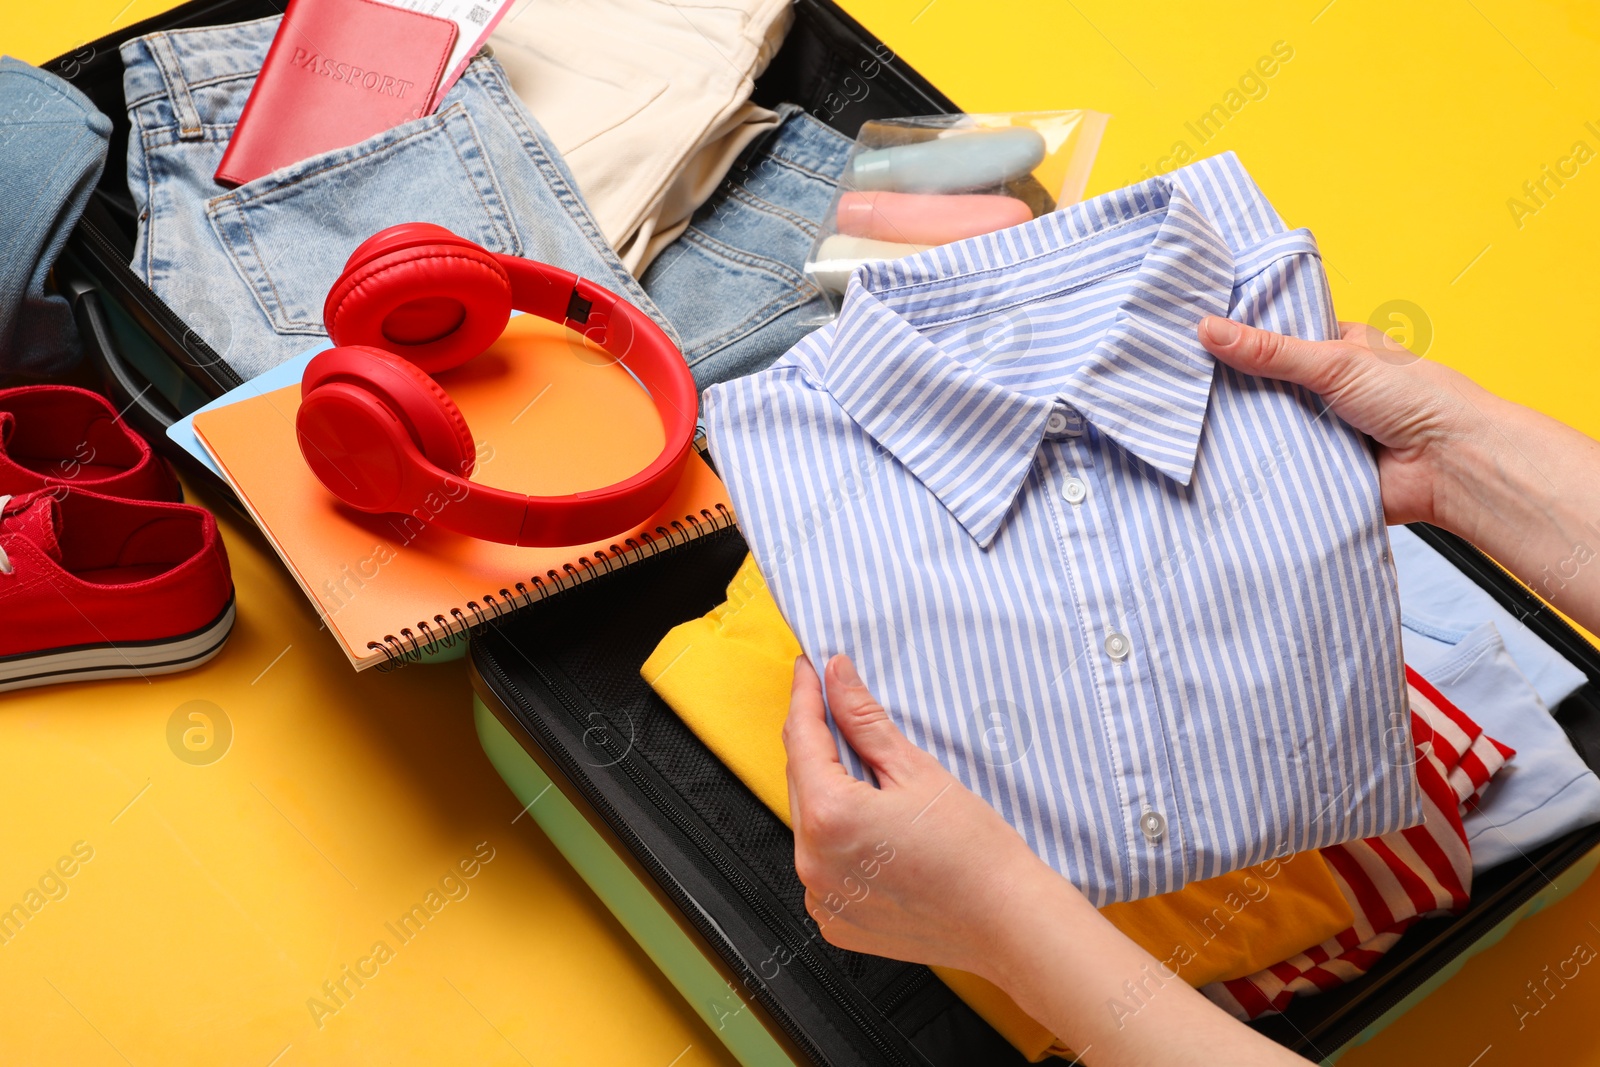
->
xmin=0 ymin=385 xmax=180 ymax=501
xmin=0 ymin=489 xmax=235 ymax=692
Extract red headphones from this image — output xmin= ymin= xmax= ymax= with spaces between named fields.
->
xmin=295 ymin=224 xmax=697 ymax=546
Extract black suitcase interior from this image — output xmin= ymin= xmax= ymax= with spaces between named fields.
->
xmin=45 ymin=2 xmax=1600 ymax=1061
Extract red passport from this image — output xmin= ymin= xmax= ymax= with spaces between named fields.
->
xmin=215 ymin=0 xmax=458 ymax=187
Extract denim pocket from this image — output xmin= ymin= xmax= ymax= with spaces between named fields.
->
xmin=642 ymin=112 xmax=850 ymax=387
xmin=206 ymin=101 xmax=520 ymax=336
xmin=647 ymin=216 xmax=818 ymax=367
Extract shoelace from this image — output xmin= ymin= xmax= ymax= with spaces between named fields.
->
xmin=0 ymin=495 xmax=12 ymax=575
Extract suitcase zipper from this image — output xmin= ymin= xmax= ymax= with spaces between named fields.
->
xmin=871 ymin=967 xmax=932 ymax=1017
xmin=479 ymin=649 xmax=925 ymax=1067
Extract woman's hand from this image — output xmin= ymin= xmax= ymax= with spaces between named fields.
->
xmin=1197 ymin=316 xmax=1600 ymax=633
xmin=784 ymin=653 xmax=1308 ymax=1065
xmin=783 ymin=652 xmax=1048 ymax=980
xmin=1197 ymin=316 xmax=1496 ymax=529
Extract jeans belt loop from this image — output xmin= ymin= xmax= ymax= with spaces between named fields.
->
xmin=148 ymin=33 xmax=204 ymax=141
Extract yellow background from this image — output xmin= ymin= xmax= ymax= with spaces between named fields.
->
xmin=6 ymin=1 xmax=1600 ymax=1064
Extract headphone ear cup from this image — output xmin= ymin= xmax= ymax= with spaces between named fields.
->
xmin=324 ymin=237 xmax=513 ymax=375
xmin=300 ymin=348 xmax=478 ymax=505
xmin=340 ymin=223 xmax=475 ymax=275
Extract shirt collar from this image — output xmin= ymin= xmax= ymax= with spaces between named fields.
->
xmin=822 ymin=173 xmax=1238 ymax=548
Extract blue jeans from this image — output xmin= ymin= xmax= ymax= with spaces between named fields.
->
xmin=643 ymin=106 xmax=853 ymax=387
xmin=123 ymin=18 xmax=852 ymax=388
xmin=123 ymin=17 xmax=668 ymax=382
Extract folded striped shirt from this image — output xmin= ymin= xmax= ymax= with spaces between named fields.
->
xmin=704 ymin=151 xmax=1420 ymax=904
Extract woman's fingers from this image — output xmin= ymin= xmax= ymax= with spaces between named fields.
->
xmin=822 ymin=654 xmax=918 ymax=785
xmin=1199 ymin=315 xmax=1368 ymax=400
xmin=784 ymin=655 xmax=850 ymax=822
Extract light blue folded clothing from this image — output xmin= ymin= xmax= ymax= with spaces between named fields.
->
xmin=0 ymin=57 xmax=111 ymax=375
xmin=1408 ymin=620 xmax=1600 ymax=871
xmin=1391 ymin=524 xmax=1588 ymax=710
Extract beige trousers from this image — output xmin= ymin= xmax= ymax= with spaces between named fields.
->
xmin=490 ymin=0 xmax=793 ymax=273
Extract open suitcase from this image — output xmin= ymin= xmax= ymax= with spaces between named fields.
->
xmin=46 ymin=2 xmax=1600 ymax=1062
xmin=466 ymin=521 xmax=1600 ymax=1065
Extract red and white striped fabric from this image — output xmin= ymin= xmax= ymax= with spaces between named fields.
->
xmin=1203 ymin=667 xmax=1515 ymax=1020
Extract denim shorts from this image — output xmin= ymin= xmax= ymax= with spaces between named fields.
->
xmin=122 ymin=17 xmax=851 ymax=387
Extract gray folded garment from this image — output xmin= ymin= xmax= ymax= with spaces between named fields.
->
xmin=0 ymin=56 xmax=111 ymax=376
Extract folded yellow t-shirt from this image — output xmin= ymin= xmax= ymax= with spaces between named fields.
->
xmin=641 ymin=554 xmax=1353 ymax=1060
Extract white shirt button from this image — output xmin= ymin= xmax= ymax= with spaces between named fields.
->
xmin=1104 ymin=631 xmax=1130 ymax=660
xmin=1139 ymin=810 xmax=1166 ymax=843
xmin=1061 ymin=477 xmax=1088 ymax=505
xmin=1044 ymin=406 xmax=1084 ymax=438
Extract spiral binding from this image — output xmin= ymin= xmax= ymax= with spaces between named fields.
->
xmin=368 ymin=503 xmax=736 ymax=671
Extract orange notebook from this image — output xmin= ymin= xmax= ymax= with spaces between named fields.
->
xmin=193 ymin=316 xmax=733 ymax=670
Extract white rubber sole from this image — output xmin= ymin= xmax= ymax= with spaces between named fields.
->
xmin=0 ymin=598 xmax=236 ymax=694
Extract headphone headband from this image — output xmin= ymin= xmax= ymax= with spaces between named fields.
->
xmin=296 ymin=224 xmax=697 ymax=547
